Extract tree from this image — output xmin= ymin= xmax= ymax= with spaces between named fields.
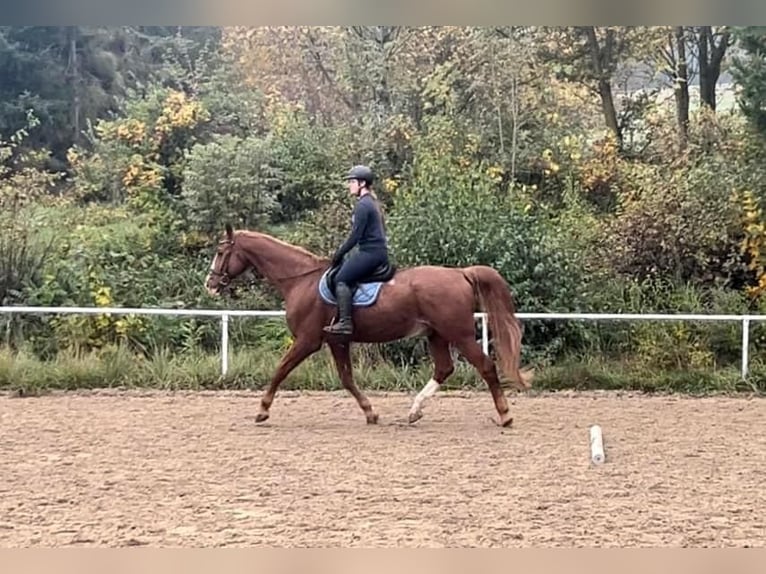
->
xmin=0 ymin=26 xmax=222 ymax=167
xmin=731 ymin=27 xmax=766 ymax=137
xmin=537 ymin=27 xmax=643 ymax=150
xmin=654 ymin=26 xmax=691 ymax=145
xmin=693 ymin=26 xmax=732 ymax=111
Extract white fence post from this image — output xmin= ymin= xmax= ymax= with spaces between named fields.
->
xmin=742 ymin=317 xmax=750 ymax=380
xmin=480 ymin=313 xmax=489 ymax=355
xmin=221 ymin=312 xmax=229 ymax=376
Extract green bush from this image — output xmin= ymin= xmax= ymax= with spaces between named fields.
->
xmin=181 ymin=133 xmax=282 ymax=235
xmin=386 ymin=116 xmax=589 ymax=362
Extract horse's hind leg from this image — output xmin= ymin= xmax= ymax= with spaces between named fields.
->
xmin=327 ymin=341 xmax=378 ymax=424
xmin=408 ymin=332 xmax=454 ymax=424
xmin=453 ymin=335 xmax=513 ymax=427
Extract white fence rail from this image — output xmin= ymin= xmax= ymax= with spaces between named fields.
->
xmin=1 ymin=306 xmax=765 ymax=378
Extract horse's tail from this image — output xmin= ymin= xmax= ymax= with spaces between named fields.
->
xmin=462 ymin=265 xmax=533 ymax=390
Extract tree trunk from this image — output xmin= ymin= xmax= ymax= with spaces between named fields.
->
xmin=674 ymin=26 xmax=689 ymax=145
xmin=67 ymin=26 xmax=80 ymax=145
xmin=510 ymin=73 xmax=518 ymax=180
xmin=583 ymin=27 xmax=621 ymax=147
xmin=697 ymin=26 xmax=731 ymax=111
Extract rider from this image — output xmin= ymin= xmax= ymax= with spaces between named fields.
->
xmin=323 ymin=164 xmax=389 ymax=337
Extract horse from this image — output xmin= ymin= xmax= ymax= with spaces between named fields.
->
xmin=204 ymin=223 xmax=533 ymax=427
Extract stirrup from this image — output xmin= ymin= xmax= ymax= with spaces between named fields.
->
xmin=323 ymin=319 xmax=353 ymax=336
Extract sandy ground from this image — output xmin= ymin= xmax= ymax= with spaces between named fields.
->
xmin=1 ymin=388 xmax=765 ymax=547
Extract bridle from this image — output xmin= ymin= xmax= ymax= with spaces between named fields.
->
xmin=209 ymin=237 xmax=235 ymax=288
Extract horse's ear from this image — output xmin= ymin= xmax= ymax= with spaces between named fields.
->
xmin=225 ymin=222 xmax=233 ymax=240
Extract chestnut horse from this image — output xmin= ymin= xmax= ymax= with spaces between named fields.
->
xmin=205 ymin=224 xmax=533 ymax=427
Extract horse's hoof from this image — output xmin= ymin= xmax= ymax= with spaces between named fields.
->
xmin=408 ymin=410 xmax=423 ymax=424
xmin=255 ymin=412 xmax=270 ymax=423
xmin=495 ymin=414 xmax=513 ymax=428
xmin=366 ymin=412 xmax=379 ymax=425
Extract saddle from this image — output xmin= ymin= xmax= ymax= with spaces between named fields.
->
xmin=325 ymin=260 xmax=397 ymax=296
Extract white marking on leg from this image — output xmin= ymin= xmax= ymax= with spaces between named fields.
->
xmin=409 ymin=378 xmax=439 ymax=419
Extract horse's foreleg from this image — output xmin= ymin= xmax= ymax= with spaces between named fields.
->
xmin=327 ymin=341 xmax=378 ymax=424
xmin=408 ymin=332 xmax=455 ymax=424
xmin=256 ymin=337 xmax=321 ymax=423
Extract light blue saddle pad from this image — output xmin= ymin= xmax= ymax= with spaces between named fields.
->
xmin=318 ymin=268 xmax=386 ymax=307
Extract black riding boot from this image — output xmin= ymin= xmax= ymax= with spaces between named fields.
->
xmin=323 ymin=282 xmax=353 ymax=337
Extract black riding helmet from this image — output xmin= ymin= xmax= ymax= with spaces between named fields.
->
xmin=344 ymin=165 xmax=374 ymax=186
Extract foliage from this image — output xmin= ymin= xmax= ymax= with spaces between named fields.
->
xmin=597 ymin=163 xmax=740 ymax=286
xmin=66 ymin=86 xmax=210 ymax=210
xmin=181 ymin=133 xmax=282 ymax=235
xmin=731 ymin=27 xmax=766 ymax=138
xmin=0 ymin=112 xmax=63 ymax=314
xmin=0 ymin=26 xmax=221 ymax=164
xmin=592 ymin=108 xmax=757 ymax=291
xmin=386 ymin=115 xmax=590 ymax=359
xmin=3 ymin=26 xmax=766 ymax=392
xmin=266 ymin=100 xmax=354 ymax=222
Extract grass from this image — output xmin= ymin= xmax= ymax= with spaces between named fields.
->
xmin=1 ymin=343 xmax=765 ymax=397
xmin=534 ymin=355 xmax=766 ymax=395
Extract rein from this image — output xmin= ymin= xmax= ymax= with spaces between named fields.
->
xmin=210 ymin=237 xmax=329 ymax=286
xmin=270 ymin=265 xmax=329 ymax=282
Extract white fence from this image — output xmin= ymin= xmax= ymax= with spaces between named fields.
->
xmin=1 ymin=305 xmax=764 ymax=378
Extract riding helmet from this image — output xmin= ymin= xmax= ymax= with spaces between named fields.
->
xmin=344 ymin=165 xmax=374 ymax=186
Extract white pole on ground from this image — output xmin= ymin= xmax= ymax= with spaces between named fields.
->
xmin=590 ymin=425 xmax=605 ymax=465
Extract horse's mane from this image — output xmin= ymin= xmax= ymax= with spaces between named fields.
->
xmin=237 ymin=230 xmax=328 ymax=263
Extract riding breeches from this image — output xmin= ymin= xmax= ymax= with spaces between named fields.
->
xmin=335 ymin=249 xmax=388 ymax=287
